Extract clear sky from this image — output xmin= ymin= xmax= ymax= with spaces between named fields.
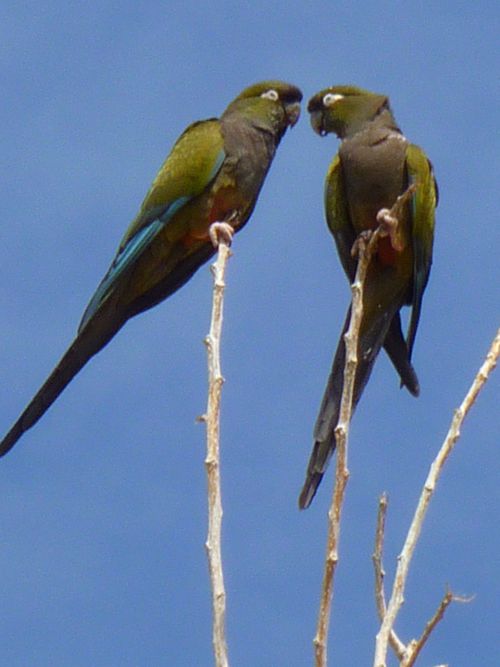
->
xmin=1 ymin=1 xmax=499 ymax=665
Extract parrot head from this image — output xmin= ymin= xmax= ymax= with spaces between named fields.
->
xmin=223 ymin=80 xmax=303 ymax=131
xmin=308 ymin=85 xmax=391 ymax=139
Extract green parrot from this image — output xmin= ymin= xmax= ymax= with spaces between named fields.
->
xmin=0 ymin=80 xmax=302 ymax=457
xmin=299 ymin=85 xmax=437 ymax=509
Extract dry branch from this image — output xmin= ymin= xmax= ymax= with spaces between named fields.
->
xmin=201 ymin=228 xmax=233 ymax=667
xmin=403 ymin=589 xmax=453 ymax=667
xmin=373 ymin=327 xmax=500 ymax=667
xmin=373 ymin=494 xmax=406 ymax=659
xmin=314 ymin=216 xmax=393 ymax=666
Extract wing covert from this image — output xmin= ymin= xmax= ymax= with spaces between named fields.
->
xmin=325 ymin=155 xmax=357 ymax=281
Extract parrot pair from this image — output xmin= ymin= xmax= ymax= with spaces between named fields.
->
xmin=0 ymin=82 xmax=437 ymax=513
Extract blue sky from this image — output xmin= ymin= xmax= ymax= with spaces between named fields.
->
xmin=1 ymin=1 xmax=499 ymax=665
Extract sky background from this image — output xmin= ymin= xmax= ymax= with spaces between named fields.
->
xmin=1 ymin=2 xmax=499 ymax=665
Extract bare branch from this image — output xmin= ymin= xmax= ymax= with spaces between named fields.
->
xmin=374 ymin=327 xmax=500 ymax=667
xmin=372 ymin=494 xmax=406 ymax=659
xmin=314 ymin=223 xmax=387 ymax=666
xmin=373 ymin=493 xmax=388 ymax=621
xmin=403 ymin=588 xmax=466 ymax=667
xmin=202 ymin=229 xmax=233 ymax=667
xmin=313 ymin=185 xmax=418 ymax=666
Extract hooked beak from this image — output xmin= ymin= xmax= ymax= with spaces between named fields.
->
xmin=309 ymin=110 xmax=326 ymax=136
xmin=285 ymin=101 xmax=301 ymax=127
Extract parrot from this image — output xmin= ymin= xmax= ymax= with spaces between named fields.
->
xmin=0 ymin=80 xmax=302 ymax=457
xmin=299 ymin=85 xmax=437 ymax=509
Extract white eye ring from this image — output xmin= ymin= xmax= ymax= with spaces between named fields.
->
xmin=323 ymin=93 xmax=344 ymax=107
xmin=261 ymin=89 xmax=279 ymax=101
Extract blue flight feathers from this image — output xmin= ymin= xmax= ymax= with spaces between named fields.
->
xmin=79 ymin=147 xmax=226 ymax=331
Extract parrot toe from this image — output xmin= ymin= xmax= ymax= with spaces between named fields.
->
xmin=376 ymin=207 xmax=404 ymax=252
xmin=209 ymin=221 xmax=235 ymax=248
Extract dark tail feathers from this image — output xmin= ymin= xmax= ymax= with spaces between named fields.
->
xmin=299 ymin=306 xmax=418 ymax=509
xmin=383 ymin=313 xmax=419 ymax=397
xmin=0 ymin=314 xmax=123 ymax=457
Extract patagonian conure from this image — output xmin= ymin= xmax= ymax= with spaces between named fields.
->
xmin=0 ymin=80 xmax=302 ymax=457
xmin=299 ymin=86 xmax=437 ymax=509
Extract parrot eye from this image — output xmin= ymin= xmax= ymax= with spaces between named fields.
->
xmin=323 ymin=93 xmax=344 ymax=107
xmin=261 ymin=89 xmax=279 ymax=102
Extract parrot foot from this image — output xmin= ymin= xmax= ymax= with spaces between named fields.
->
xmin=209 ymin=222 xmax=234 ymax=248
xmin=376 ymin=208 xmax=404 ymax=252
xmin=375 ymin=184 xmax=417 ymax=252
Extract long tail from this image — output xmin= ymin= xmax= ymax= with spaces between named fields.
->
xmin=0 ymin=313 xmax=123 ymax=457
xmin=298 ymin=304 xmax=417 ymax=509
xmin=383 ymin=313 xmax=420 ymax=397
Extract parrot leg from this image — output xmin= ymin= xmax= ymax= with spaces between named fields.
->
xmin=209 ymin=222 xmax=235 ymax=248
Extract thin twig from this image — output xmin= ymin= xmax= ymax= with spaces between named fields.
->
xmin=372 ymin=494 xmax=406 ymax=659
xmin=403 ymin=589 xmax=472 ymax=667
xmin=374 ymin=327 xmax=500 ymax=667
xmin=314 ymin=224 xmax=384 ymax=666
xmin=373 ymin=494 xmax=388 ymax=621
xmin=202 ymin=232 xmax=232 ymax=667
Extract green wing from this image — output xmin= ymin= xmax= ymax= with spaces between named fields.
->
xmin=119 ymin=119 xmax=225 ymax=251
xmin=325 ymin=154 xmax=357 ymax=280
xmin=79 ymin=119 xmax=225 ymax=329
xmin=406 ymin=143 xmax=438 ymax=358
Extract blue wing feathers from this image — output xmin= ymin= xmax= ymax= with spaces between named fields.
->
xmin=78 ymin=197 xmax=190 ymax=331
xmin=79 ymin=144 xmax=226 ymax=332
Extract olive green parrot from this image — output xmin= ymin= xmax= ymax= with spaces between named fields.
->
xmin=299 ymin=86 xmax=437 ymax=509
xmin=0 ymin=80 xmax=302 ymax=457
